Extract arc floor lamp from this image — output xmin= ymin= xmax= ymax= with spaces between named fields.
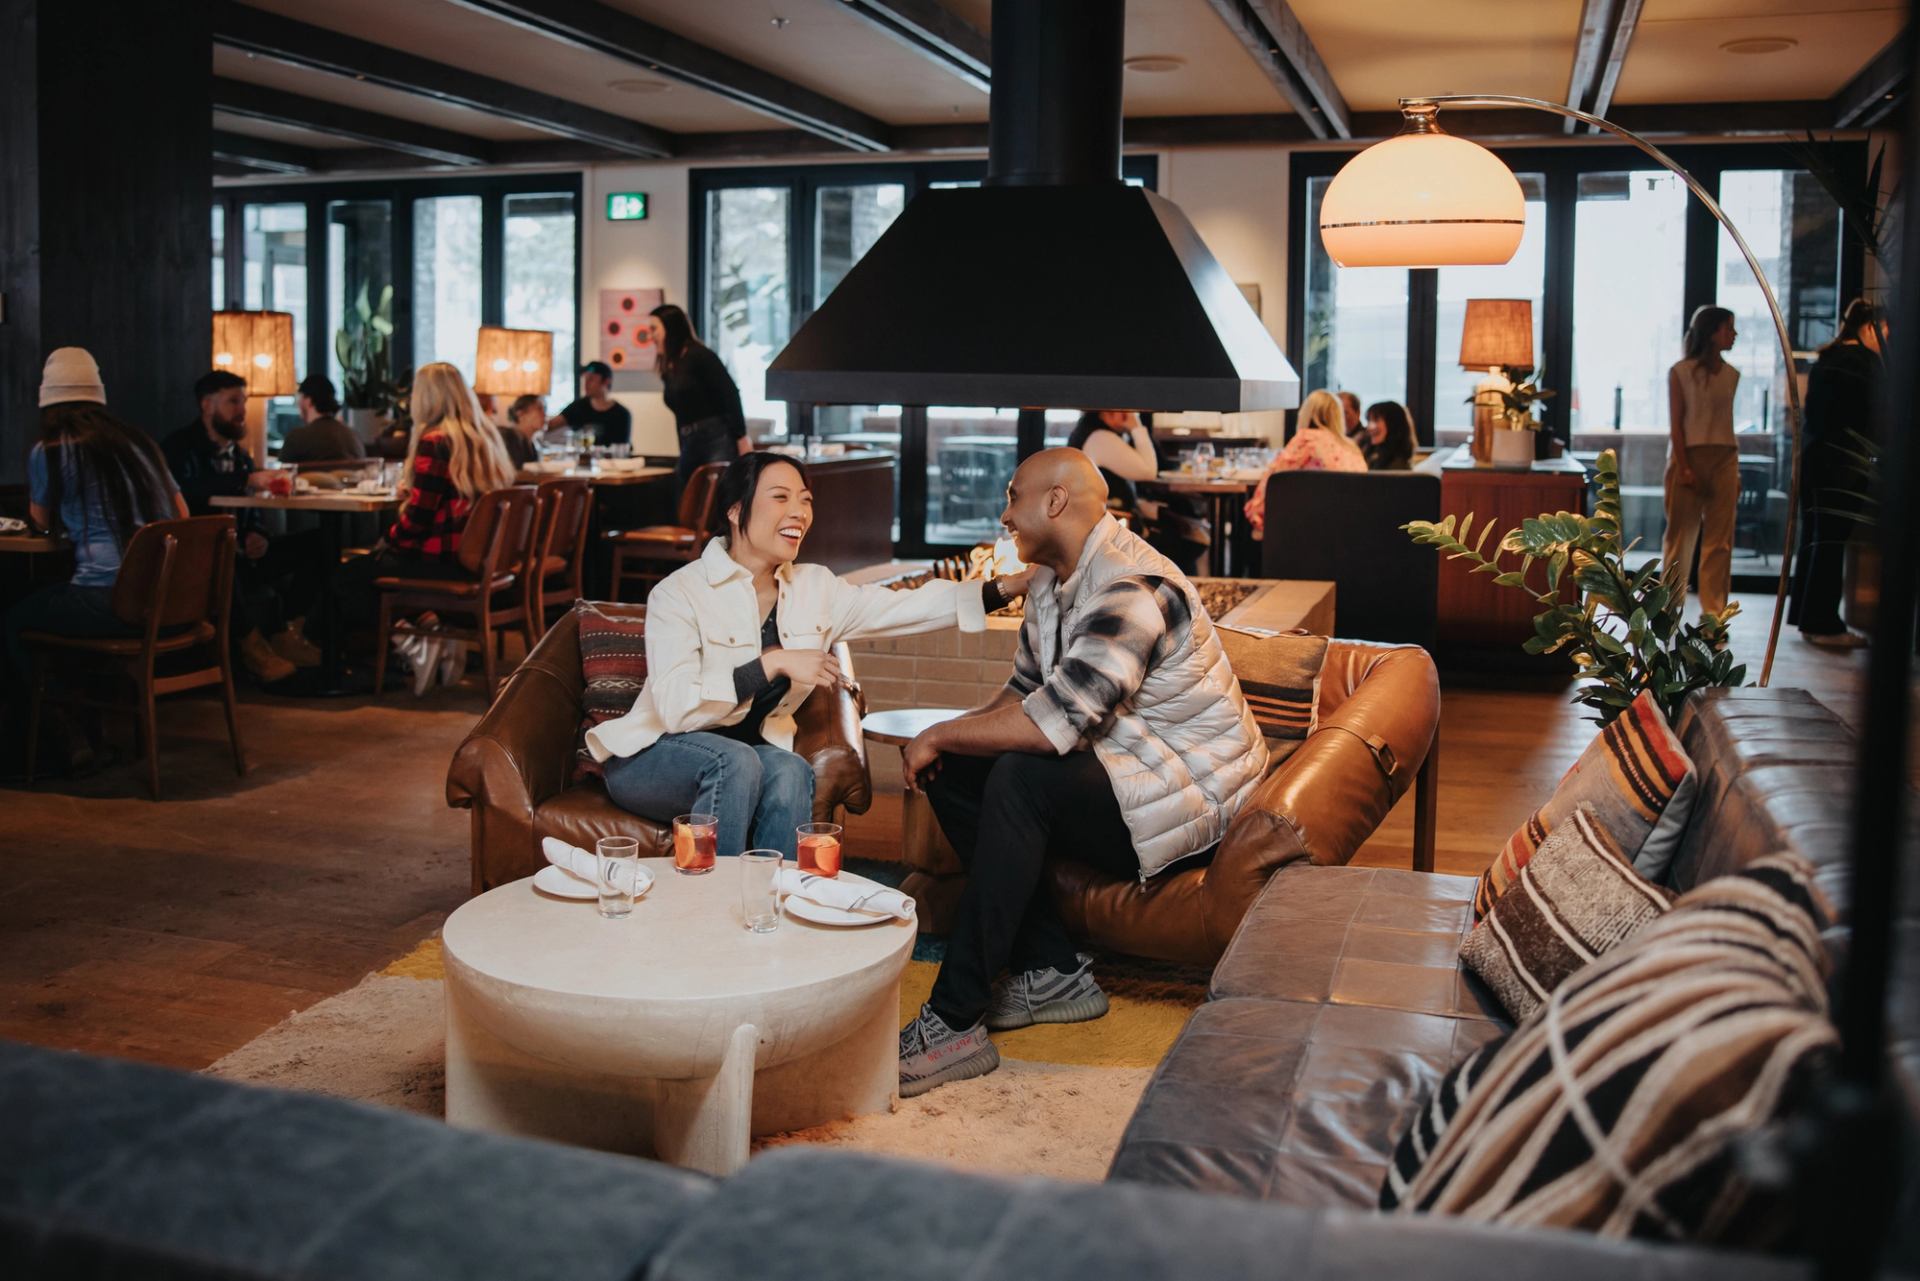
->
xmin=1318 ymin=94 xmax=1804 ymax=686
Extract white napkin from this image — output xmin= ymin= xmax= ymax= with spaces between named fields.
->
xmin=777 ymin=869 xmax=915 ymax=921
xmin=542 ymin=836 xmax=643 ymax=895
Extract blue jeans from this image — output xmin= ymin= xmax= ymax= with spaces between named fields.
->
xmin=602 ymin=732 xmax=815 ymax=858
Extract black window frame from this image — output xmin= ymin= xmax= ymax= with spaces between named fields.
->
xmin=690 ymin=156 xmax=1160 ymax=556
xmin=213 ymin=171 xmax=584 ymax=400
xmin=1286 ymin=141 xmax=1867 ymax=449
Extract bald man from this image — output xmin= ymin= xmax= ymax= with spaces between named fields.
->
xmin=897 ymin=449 xmax=1268 ymax=1097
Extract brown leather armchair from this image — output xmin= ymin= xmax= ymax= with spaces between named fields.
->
xmin=446 ymin=601 xmax=873 ymax=895
xmin=1049 ymin=639 xmax=1441 ymax=965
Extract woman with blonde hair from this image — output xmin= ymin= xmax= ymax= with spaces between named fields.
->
xmin=1244 ymin=388 xmax=1367 ymax=533
xmin=335 ymin=363 xmax=518 ymax=691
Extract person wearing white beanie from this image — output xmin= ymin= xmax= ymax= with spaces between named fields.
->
xmin=38 ymin=347 xmax=108 ymax=407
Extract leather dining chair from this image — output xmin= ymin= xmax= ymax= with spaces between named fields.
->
xmin=527 ymin=477 xmax=594 ymax=640
xmin=373 ymin=486 xmax=538 ymax=699
xmin=606 ymin=461 xmax=727 ymax=601
xmin=23 ymin=516 xmax=245 ymax=801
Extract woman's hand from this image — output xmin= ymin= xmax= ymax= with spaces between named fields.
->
xmin=1675 ymin=460 xmax=1697 ymax=488
xmin=762 ymin=646 xmax=846 ymax=690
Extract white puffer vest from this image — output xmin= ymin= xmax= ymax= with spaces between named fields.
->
xmin=1023 ymin=518 xmax=1268 ymax=878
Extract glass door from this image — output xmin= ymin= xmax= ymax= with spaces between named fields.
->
xmin=704 ymin=186 xmax=793 ymax=439
xmin=242 ymin=202 xmax=308 ymax=442
xmin=412 ymin=196 xmax=483 ymax=381
xmin=503 ymin=192 xmax=578 ymax=408
xmin=326 ymin=199 xmax=393 ymax=396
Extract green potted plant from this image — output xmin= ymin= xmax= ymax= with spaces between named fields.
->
xmin=1403 ymin=449 xmax=1746 ymax=724
xmin=335 ymin=282 xmax=397 ymax=440
xmin=1474 ymin=366 xmax=1554 ymax=469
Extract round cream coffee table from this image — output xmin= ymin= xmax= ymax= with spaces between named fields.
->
xmin=442 ymin=857 xmax=915 ymax=1176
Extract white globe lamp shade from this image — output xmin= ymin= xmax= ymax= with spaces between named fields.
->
xmin=1319 ymin=120 xmax=1527 ymax=268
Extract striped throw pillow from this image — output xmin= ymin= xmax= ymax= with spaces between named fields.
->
xmin=1386 ymin=852 xmax=1837 ymax=1246
xmin=1475 ymin=689 xmax=1695 ymax=917
xmin=573 ymin=601 xmax=648 ymax=781
xmin=1459 ymin=802 xmax=1673 ymax=1021
xmin=1215 ymin=629 xmax=1327 ymax=766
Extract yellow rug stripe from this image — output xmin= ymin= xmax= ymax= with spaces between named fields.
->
xmin=380 ymin=936 xmax=444 ymax=981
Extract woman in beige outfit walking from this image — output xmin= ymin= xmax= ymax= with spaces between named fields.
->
xmin=1663 ymin=305 xmax=1741 ymax=617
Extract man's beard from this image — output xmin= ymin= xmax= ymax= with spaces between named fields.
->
xmin=212 ymin=413 xmax=247 ymax=441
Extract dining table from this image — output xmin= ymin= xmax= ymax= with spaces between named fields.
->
xmin=517 ymin=464 xmax=673 ymax=488
xmin=1153 ymin=468 xmax=1267 ymax=578
xmin=211 ymin=488 xmax=399 ymax=696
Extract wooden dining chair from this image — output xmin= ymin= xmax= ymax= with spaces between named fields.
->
xmin=373 ymin=486 xmax=538 ymax=699
xmin=527 ymin=477 xmax=594 ymax=639
xmin=606 ymin=461 xmax=728 ymax=601
xmin=23 ymin=516 xmax=245 ymax=801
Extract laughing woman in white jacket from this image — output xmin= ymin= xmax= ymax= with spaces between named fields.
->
xmin=588 ymin=451 xmax=1031 ymax=858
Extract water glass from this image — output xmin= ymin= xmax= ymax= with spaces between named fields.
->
xmin=740 ymin=850 xmax=782 ymax=933
xmin=673 ymin=813 xmax=718 ymax=875
xmin=596 ymin=836 xmax=639 ymax=919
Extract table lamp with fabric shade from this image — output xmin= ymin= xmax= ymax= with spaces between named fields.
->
xmin=211 ymin=309 xmax=296 ymax=467
xmin=474 ymin=326 xmax=554 ymax=400
xmin=1459 ymin=299 xmax=1535 ymax=465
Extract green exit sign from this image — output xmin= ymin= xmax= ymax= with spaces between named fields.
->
xmin=606 ymin=192 xmax=649 ymax=221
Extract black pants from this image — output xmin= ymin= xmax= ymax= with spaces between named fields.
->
xmin=234 ymin=528 xmax=326 ymax=637
xmin=923 ymin=751 xmax=1140 ymax=1029
xmin=675 ymin=418 xmax=737 ymax=494
xmin=1787 ymin=442 xmax=1858 ymax=635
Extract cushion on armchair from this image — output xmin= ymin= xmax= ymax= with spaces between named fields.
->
xmin=572 ymin=601 xmax=649 ymax=780
xmin=1214 ymin=629 xmax=1327 ymax=767
xmin=1475 ymin=690 xmax=1696 ymax=917
xmin=1384 ymin=852 xmax=1837 ymax=1248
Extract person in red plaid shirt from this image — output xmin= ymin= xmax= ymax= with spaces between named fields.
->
xmin=334 ymin=363 xmax=517 ymax=692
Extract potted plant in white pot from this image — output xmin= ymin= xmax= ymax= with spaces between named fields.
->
xmin=1473 ymin=366 xmax=1554 ymax=469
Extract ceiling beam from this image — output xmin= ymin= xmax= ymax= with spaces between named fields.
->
xmin=210 ymin=128 xmax=318 ymax=175
xmin=1564 ymin=0 xmax=1646 ymax=134
xmin=211 ymin=0 xmax=674 ymax=158
xmin=839 ymin=0 xmax=990 ymax=94
xmin=442 ymin=0 xmax=891 ymax=152
xmin=1832 ymin=31 xmax=1909 ymax=129
xmin=1202 ymin=0 xmax=1351 ymax=140
xmin=212 ymin=77 xmax=495 ymax=167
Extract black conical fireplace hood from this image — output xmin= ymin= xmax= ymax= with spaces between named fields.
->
xmin=765 ymin=0 xmax=1299 ymax=413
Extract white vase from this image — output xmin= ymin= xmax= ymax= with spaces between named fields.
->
xmin=1490 ymin=430 xmax=1535 ymax=469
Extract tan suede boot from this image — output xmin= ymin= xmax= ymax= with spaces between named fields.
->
xmin=239 ymin=630 xmax=297 ymax=684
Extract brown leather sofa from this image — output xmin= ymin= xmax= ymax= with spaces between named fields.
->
xmin=904 ymin=639 xmax=1442 ymax=966
xmin=446 ymin=602 xmax=872 ymax=894
xmin=1107 ymin=686 xmax=1861 ymax=1209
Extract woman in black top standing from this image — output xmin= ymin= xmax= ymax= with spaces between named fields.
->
xmin=648 ymin=303 xmax=750 ymax=492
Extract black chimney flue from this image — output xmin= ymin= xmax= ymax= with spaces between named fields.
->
xmin=986 ymin=0 xmax=1124 ymax=188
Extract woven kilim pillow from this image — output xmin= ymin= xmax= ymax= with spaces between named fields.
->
xmin=1475 ymin=689 xmax=1695 ymax=917
xmin=1459 ymin=802 xmax=1674 ymax=1022
xmin=1384 ymin=852 xmax=1837 ymax=1246
xmin=573 ymin=601 xmax=648 ymax=781
xmin=1214 ymin=629 xmax=1327 ymax=768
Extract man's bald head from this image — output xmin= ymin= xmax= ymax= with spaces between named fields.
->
xmin=1000 ymin=447 xmax=1111 ymax=576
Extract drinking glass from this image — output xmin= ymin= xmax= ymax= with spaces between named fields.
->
xmin=673 ymin=813 xmax=718 ymax=875
xmin=597 ymin=836 xmax=639 ymax=918
xmin=796 ymin=822 xmax=843 ymax=878
xmin=1193 ymin=440 xmax=1215 ymax=475
xmin=740 ymin=849 xmax=782 ymax=933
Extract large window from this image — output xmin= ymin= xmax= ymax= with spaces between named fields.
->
xmin=213 ymin=175 xmax=581 ymax=429
xmin=412 ymin=196 xmax=483 ymax=380
xmin=504 ymin=192 xmax=578 ymax=407
xmin=1433 ymin=175 xmax=1546 ymax=433
xmin=1302 ymin=175 xmax=1410 ymax=406
xmin=693 ymin=157 xmax=1157 ymax=553
xmin=1570 ymin=171 xmax=1688 ymax=436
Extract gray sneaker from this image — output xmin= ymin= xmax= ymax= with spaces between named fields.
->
xmin=984 ymin=953 xmax=1110 ymax=1031
xmin=899 ymin=1003 xmax=1000 ymax=1098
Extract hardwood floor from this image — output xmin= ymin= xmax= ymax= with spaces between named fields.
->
xmin=0 ymin=590 xmax=1885 ymax=1072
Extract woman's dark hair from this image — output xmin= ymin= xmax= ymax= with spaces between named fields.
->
xmin=37 ymin=402 xmax=176 ymax=551
xmin=1066 ymin=411 xmax=1111 ymax=451
xmin=1682 ymin=305 xmax=1737 ymax=369
xmin=713 ymin=451 xmax=812 ymax=543
xmin=650 ymin=304 xmax=698 ymax=379
xmin=1363 ymin=401 xmax=1417 ymax=470
xmin=1821 ymin=297 xmax=1887 ymax=355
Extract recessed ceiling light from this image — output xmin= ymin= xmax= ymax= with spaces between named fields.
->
xmin=609 ymin=78 xmax=672 ymax=94
xmin=1720 ymin=36 xmax=1797 ymax=55
xmin=1124 ymin=55 xmax=1186 ymax=74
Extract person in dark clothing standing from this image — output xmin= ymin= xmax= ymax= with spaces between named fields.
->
xmin=647 ymin=303 xmax=750 ymax=492
xmin=1789 ymin=298 xmax=1886 ymax=648
xmin=550 ymin=361 xmax=633 ymax=448
xmin=280 ymin=375 xmax=365 ymax=464
xmin=162 ymin=371 xmax=318 ymax=683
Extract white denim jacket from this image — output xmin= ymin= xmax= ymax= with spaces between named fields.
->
xmin=585 ymin=537 xmax=989 ymax=761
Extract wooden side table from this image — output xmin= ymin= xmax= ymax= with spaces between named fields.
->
xmin=860 ymin=707 xmax=967 ymax=935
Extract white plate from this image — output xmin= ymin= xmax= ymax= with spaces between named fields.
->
xmin=532 ymin=862 xmax=655 ymax=902
xmin=782 ymin=871 xmax=902 ymax=928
